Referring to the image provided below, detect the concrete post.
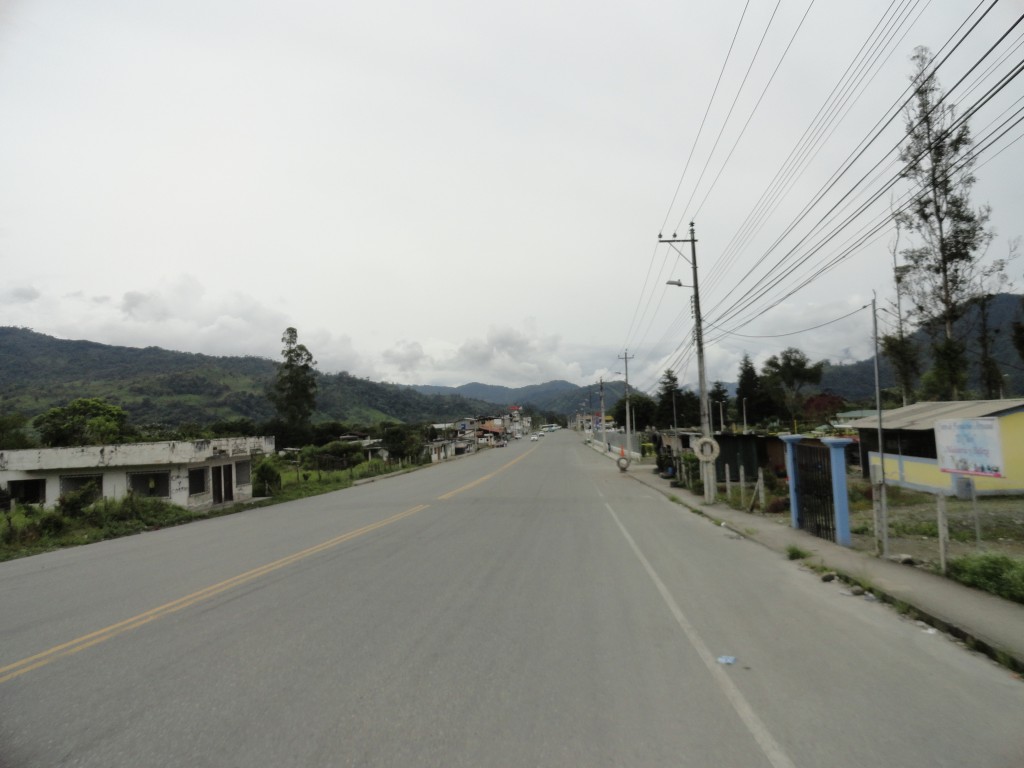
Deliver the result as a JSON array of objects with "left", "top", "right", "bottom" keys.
[
  {"left": 822, "top": 437, "right": 854, "bottom": 547},
  {"left": 780, "top": 435, "right": 804, "bottom": 530}
]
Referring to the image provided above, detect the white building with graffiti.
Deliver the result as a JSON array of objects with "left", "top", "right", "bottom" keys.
[{"left": 0, "top": 436, "right": 274, "bottom": 511}]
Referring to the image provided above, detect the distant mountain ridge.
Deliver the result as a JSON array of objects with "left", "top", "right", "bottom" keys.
[
  {"left": 412, "top": 380, "right": 580, "bottom": 409},
  {"left": 3, "top": 292, "right": 1020, "bottom": 428},
  {"left": 0, "top": 328, "right": 502, "bottom": 426}
]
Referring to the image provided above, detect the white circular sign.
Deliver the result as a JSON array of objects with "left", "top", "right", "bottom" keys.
[{"left": 694, "top": 437, "right": 720, "bottom": 462}]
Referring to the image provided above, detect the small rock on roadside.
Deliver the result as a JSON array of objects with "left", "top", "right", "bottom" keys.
[
  {"left": 850, "top": 585, "right": 865, "bottom": 596},
  {"left": 821, "top": 572, "right": 837, "bottom": 582}
]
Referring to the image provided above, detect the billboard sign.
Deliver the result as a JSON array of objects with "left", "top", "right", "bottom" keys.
[{"left": 934, "top": 418, "right": 1004, "bottom": 477}]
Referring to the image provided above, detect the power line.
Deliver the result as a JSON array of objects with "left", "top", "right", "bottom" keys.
[{"left": 705, "top": 303, "right": 871, "bottom": 339}]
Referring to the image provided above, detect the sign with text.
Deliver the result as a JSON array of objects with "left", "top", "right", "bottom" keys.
[{"left": 935, "top": 418, "right": 1004, "bottom": 477}]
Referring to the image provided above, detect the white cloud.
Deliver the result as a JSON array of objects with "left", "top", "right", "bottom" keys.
[
  {"left": 3, "top": 286, "right": 40, "bottom": 303},
  {"left": 0, "top": 0, "right": 1019, "bottom": 395}
]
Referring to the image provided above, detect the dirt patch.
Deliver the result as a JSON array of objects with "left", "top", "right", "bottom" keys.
[{"left": 848, "top": 495, "right": 1024, "bottom": 568}]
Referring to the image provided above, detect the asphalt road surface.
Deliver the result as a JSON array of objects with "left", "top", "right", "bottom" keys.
[{"left": 1, "top": 432, "right": 1021, "bottom": 767}]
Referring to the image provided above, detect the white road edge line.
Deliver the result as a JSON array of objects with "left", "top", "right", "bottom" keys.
[{"left": 605, "top": 502, "right": 798, "bottom": 768}]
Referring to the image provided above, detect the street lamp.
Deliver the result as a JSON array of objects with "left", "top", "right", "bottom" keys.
[
  {"left": 743, "top": 397, "right": 748, "bottom": 434},
  {"left": 718, "top": 401, "right": 725, "bottom": 433}
]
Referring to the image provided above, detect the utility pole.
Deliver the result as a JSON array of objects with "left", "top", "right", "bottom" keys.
[
  {"left": 600, "top": 377, "right": 606, "bottom": 447},
  {"left": 872, "top": 294, "right": 889, "bottom": 556},
  {"left": 661, "top": 223, "right": 714, "bottom": 503},
  {"left": 618, "top": 350, "right": 634, "bottom": 459}
]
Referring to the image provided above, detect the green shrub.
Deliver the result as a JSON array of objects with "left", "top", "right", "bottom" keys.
[
  {"left": 111, "top": 492, "right": 142, "bottom": 521},
  {"left": 947, "top": 553, "right": 1024, "bottom": 604},
  {"left": 58, "top": 482, "right": 99, "bottom": 518},
  {"left": 37, "top": 512, "right": 66, "bottom": 536},
  {"left": 1, "top": 516, "right": 16, "bottom": 545},
  {"left": 253, "top": 459, "right": 282, "bottom": 496},
  {"left": 356, "top": 459, "right": 387, "bottom": 479},
  {"left": 19, "top": 520, "right": 41, "bottom": 543},
  {"left": 763, "top": 470, "right": 783, "bottom": 493},
  {"left": 681, "top": 453, "right": 702, "bottom": 493}
]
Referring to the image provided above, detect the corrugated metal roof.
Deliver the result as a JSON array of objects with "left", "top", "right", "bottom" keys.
[{"left": 848, "top": 399, "right": 1024, "bottom": 431}]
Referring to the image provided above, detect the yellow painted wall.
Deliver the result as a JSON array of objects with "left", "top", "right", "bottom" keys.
[{"left": 868, "top": 412, "right": 1024, "bottom": 495}]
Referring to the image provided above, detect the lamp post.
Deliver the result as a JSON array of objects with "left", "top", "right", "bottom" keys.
[
  {"left": 662, "top": 223, "right": 714, "bottom": 503},
  {"left": 718, "top": 401, "right": 725, "bottom": 433},
  {"left": 743, "top": 397, "right": 748, "bottom": 434}
]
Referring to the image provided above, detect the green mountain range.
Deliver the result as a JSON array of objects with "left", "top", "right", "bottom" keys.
[
  {"left": 2, "top": 292, "right": 1021, "bottom": 430},
  {"left": 0, "top": 327, "right": 616, "bottom": 427}
]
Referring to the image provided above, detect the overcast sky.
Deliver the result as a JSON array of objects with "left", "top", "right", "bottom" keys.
[{"left": 1, "top": 1, "right": 1021, "bottom": 395}]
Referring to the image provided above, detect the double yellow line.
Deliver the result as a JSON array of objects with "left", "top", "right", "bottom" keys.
[{"left": 0, "top": 504, "right": 427, "bottom": 684}]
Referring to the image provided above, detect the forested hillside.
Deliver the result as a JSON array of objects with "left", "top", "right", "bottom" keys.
[
  {"left": 0, "top": 328, "right": 499, "bottom": 426},
  {"left": 412, "top": 380, "right": 626, "bottom": 413},
  {"left": 818, "top": 293, "right": 1024, "bottom": 402}
]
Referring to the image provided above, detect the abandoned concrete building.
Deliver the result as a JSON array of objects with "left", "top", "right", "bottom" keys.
[{"left": 0, "top": 436, "right": 275, "bottom": 511}]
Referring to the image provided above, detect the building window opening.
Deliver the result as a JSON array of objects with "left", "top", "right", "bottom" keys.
[
  {"left": 8, "top": 479, "right": 46, "bottom": 505},
  {"left": 60, "top": 475, "right": 103, "bottom": 504},
  {"left": 235, "top": 460, "right": 251, "bottom": 486},
  {"left": 128, "top": 472, "right": 171, "bottom": 498},
  {"left": 188, "top": 467, "right": 208, "bottom": 496}
]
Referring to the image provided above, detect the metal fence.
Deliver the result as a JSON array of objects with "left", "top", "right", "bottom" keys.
[{"left": 591, "top": 430, "right": 643, "bottom": 459}]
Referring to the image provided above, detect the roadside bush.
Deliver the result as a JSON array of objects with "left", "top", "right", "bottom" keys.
[
  {"left": 947, "top": 553, "right": 1024, "bottom": 605},
  {"left": 37, "top": 511, "right": 66, "bottom": 536},
  {"left": 356, "top": 459, "right": 387, "bottom": 479},
  {"left": 1, "top": 515, "right": 15, "bottom": 545},
  {"left": 253, "top": 459, "right": 282, "bottom": 496},
  {"left": 681, "top": 453, "right": 702, "bottom": 494},
  {"left": 84, "top": 498, "right": 113, "bottom": 527},
  {"left": 19, "top": 520, "right": 41, "bottom": 543},
  {"left": 766, "top": 497, "right": 790, "bottom": 514},
  {"left": 58, "top": 482, "right": 99, "bottom": 518}
]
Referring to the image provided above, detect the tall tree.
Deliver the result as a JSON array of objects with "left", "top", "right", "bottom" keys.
[
  {"left": 33, "top": 398, "right": 130, "bottom": 447},
  {"left": 881, "top": 222, "right": 919, "bottom": 405},
  {"left": 734, "top": 353, "right": 770, "bottom": 430},
  {"left": 0, "top": 413, "right": 33, "bottom": 449},
  {"left": 1013, "top": 297, "right": 1024, "bottom": 371},
  {"left": 974, "top": 293, "right": 1003, "bottom": 399},
  {"left": 611, "top": 391, "right": 656, "bottom": 431},
  {"left": 761, "top": 348, "right": 824, "bottom": 429},
  {"left": 655, "top": 369, "right": 681, "bottom": 429},
  {"left": 676, "top": 388, "right": 701, "bottom": 429},
  {"left": 896, "top": 46, "right": 999, "bottom": 399},
  {"left": 269, "top": 327, "right": 318, "bottom": 438}
]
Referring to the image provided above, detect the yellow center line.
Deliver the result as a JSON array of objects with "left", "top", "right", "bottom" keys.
[
  {"left": 4, "top": 446, "right": 537, "bottom": 685},
  {"left": 0, "top": 504, "right": 428, "bottom": 685},
  {"left": 436, "top": 447, "right": 537, "bottom": 500}
]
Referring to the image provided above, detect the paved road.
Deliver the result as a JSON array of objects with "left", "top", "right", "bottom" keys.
[{"left": 1, "top": 432, "right": 1021, "bottom": 767}]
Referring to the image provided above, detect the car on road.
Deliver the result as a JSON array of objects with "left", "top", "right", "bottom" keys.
[{"left": 530, "top": 435, "right": 539, "bottom": 441}]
